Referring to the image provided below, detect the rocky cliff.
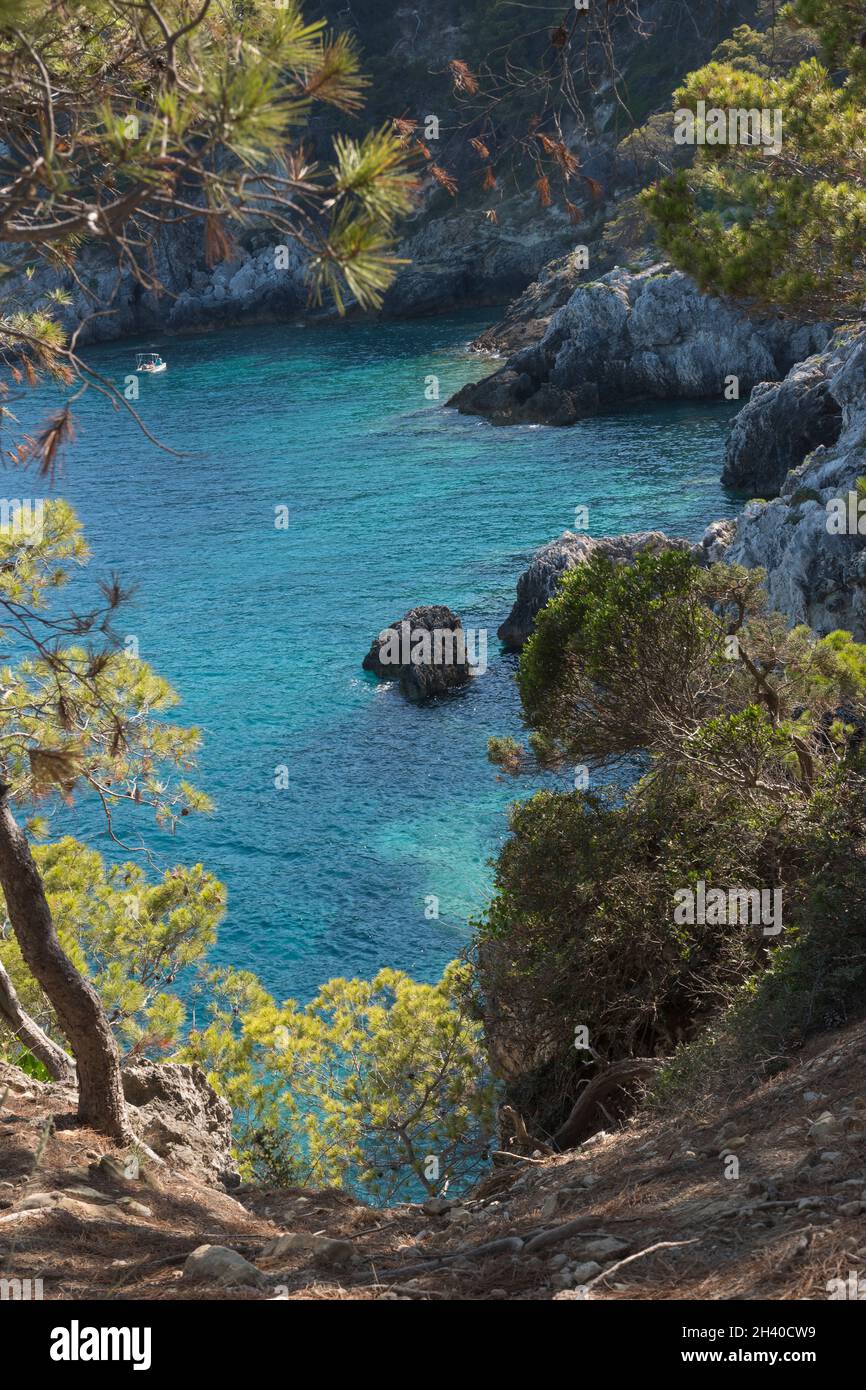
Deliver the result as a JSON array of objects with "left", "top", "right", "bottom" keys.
[
  {"left": 481, "top": 310, "right": 866, "bottom": 645},
  {"left": 449, "top": 264, "right": 830, "bottom": 425},
  {"left": 1, "top": 0, "right": 762, "bottom": 345},
  {"left": 497, "top": 530, "right": 691, "bottom": 650},
  {"left": 725, "top": 328, "right": 866, "bottom": 638},
  {"left": 496, "top": 521, "right": 736, "bottom": 649}
]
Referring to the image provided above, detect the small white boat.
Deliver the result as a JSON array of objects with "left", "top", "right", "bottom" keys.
[{"left": 136, "top": 352, "right": 167, "bottom": 374}]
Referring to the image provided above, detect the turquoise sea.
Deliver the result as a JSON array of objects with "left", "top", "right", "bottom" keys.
[{"left": 19, "top": 311, "right": 740, "bottom": 1003}]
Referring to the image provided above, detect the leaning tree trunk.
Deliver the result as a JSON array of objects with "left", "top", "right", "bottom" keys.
[
  {"left": 0, "top": 789, "right": 132, "bottom": 1141},
  {"left": 552, "top": 1058, "right": 663, "bottom": 1151},
  {"left": 0, "top": 957, "right": 77, "bottom": 1086}
]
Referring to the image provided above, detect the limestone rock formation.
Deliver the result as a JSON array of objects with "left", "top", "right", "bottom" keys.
[
  {"left": 498, "top": 529, "right": 696, "bottom": 650},
  {"left": 2, "top": 230, "right": 310, "bottom": 346},
  {"left": 721, "top": 354, "right": 843, "bottom": 497},
  {"left": 0, "top": 1, "right": 769, "bottom": 344},
  {"left": 362, "top": 605, "right": 475, "bottom": 701},
  {"left": 449, "top": 265, "right": 830, "bottom": 427},
  {"left": 122, "top": 1061, "right": 238, "bottom": 1189},
  {"left": 726, "top": 328, "right": 866, "bottom": 637}
]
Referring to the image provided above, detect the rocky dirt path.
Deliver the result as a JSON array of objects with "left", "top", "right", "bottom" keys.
[{"left": 2, "top": 1020, "right": 864, "bottom": 1301}]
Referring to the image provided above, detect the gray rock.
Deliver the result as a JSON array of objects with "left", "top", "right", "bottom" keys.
[
  {"left": 541, "top": 1192, "right": 571, "bottom": 1220},
  {"left": 726, "top": 327, "right": 866, "bottom": 637},
  {"left": 97, "top": 1153, "right": 140, "bottom": 1183},
  {"left": 362, "top": 605, "right": 474, "bottom": 701},
  {"left": 575, "top": 1236, "right": 629, "bottom": 1260},
  {"left": 183, "top": 1244, "right": 268, "bottom": 1288},
  {"left": 498, "top": 529, "right": 694, "bottom": 650},
  {"left": 470, "top": 250, "right": 598, "bottom": 355},
  {"left": 122, "top": 1061, "right": 237, "bottom": 1188},
  {"left": 449, "top": 264, "right": 830, "bottom": 426},
  {"left": 811, "top": 1165, "right": 839, "bottom": 1183},
  {"left": 261, "top": 1231, "right": 355, "bottom": 1267},
  {"left": 694, "top": 519, "right": 737, "bottom": 566},
  {"left": 382, "top": 206, "right": 579, "bottom": 321},
  {"left": 0, "top": 222, "right": 311, "bottom": 346},
  {"left": 809, "top": 1111, "right": 841, "bottom": 1145},
  {"left": 17, "top": 1192, "right": 55, "bottom": 1210},
  {"left": 721, "top": 356, "right": 843, "bottom": 497},
  {"left": 422, "top": 1196, "right": 456, "bottom": 1217},
  {"left": 447, "top": 1205, "right": 476, "bottom": 1226},
  {"left": 0, "top": 1061, "right": 42, "bottom": 1097},
  {"left": 64, "top": 1185, "right": 116, "bottom": 1205},
  {"left": 117, "top": 1199, "right": 153, "bottom": 1218}
]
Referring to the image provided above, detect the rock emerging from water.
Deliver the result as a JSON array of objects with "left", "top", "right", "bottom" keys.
[
  {"left": 449, "top": 264, "right": 830, "bottom": 426},
  {"left": 363, "top": 605, "right": 476, "bottom": 702}
]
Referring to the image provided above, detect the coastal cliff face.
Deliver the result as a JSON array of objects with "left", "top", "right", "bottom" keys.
[
  {"left": 497, "top": 530, "right": 693, "bottom": 650},
  {"left": 726, "top": 329, "right": 866, "bottom": 638},
  {"left": 1, "top": 0, "right": 761, "bottom": 345},
  {"left": 4, "top": 226, "right": 312, "bottom": 345},
  {"left": 496, "top": 521, "right": 736, "bottom": 650},
  {"left": 489, "top": 325, "right": 866, "bottom": 648},
  {"left": 449, "top": 265, "right": 830, "bottom": 425},
  {"left": 721, "top": 354, "right": 844, "bottom": 498},
  {"left": 449, "top": 251, "right": 866, "bottom": 644}
]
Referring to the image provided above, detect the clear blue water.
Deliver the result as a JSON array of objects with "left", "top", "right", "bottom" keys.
[{"left": 17, "top": 311, "right": 740, "bottom": 1003}]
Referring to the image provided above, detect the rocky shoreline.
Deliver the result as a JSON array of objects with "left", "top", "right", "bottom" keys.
[
  {"left": 448, "top": 264, "right": 830, "bottom": 427},
  {"left": 444, "top": 260, "right": 866, "bottom": 651},
  {"left": 726, "top": 328, "right": 866, "bottom": 637},
  {"left": 0, "top": 0, "right": 763, "bottom": 349},
  {"left": 498, "top": 523, "right": 736, "bottom": 651},
  {"left": 10, "top": 226, "right": 862, "bottom": 653},
  {"left": 493, "top": 318, "right": 866, "bottom": 646}
]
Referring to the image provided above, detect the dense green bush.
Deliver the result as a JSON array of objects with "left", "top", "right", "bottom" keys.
[
  {"left": 479, "top": 550, "right": 866, "bottom": 1137},
  {"left": 642, "top": 1, "right": 866, "bottom": 319}
]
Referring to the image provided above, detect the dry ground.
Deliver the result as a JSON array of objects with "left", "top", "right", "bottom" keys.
[{"left": 1, "top": 1019, "right": 865, "bottom": 1301}]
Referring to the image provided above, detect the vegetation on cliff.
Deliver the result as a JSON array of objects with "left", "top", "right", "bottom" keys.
[
  {"left": 643, "top": 1, "right": 866, "bottom": 318},
  {"left": 482, "top": 551, "right": 866, "bottom": 1138},
  {"left": 3, "top": 0, "right": 866, "bottom": 1215}
]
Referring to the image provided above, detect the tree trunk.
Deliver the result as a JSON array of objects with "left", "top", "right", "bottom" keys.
[
  {"left": 0, "top": 957, "right": 77, "bottom": 1085},
  {"left": 552, "top": 1058, "right": 662, "bottom": 1151},
  {"left": 0, "top": 790, "right": 132, "bottom": 1141}
]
